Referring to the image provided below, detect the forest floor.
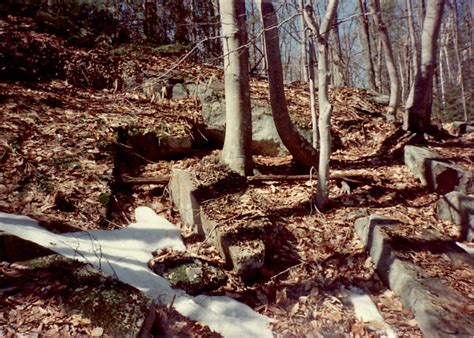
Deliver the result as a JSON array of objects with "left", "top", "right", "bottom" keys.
[{"left": 1, "top": 14, "right": 473, "bottom": 336}]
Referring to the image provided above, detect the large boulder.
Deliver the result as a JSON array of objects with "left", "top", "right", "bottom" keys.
[
  {"left": 196, "top": 81, "right": 312, "bottom": 156},
  {"left": 437, "top": 191, "right": 474, "bottom": 241},
  {"left": 404, "top": 145, "right": 473, "bottom": 194},
  {"left": 426, "top": 160, "right": 473, "bottom": 194},
  {"left": 404, "top": 145, "right": 442, "bottom": 186}
]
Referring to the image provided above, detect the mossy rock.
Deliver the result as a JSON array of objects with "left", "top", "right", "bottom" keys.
[
  {"left": 149, "top": 251, "right": 227, "bottom": 296},
  {"left": 19, "top": 254, "right": 155, "bottom": 336},
  {"left": 154, "top": 44, "right": 189, "bottom": 56}
]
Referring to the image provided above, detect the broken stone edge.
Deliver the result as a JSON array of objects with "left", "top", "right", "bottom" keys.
[{"left": 354, "top": 215, "right": 474, "bottom": 337}]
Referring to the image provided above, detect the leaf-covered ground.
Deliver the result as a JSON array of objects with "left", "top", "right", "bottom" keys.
[{"left": 1, "top": 14, "right": 473, "bottom": 336}]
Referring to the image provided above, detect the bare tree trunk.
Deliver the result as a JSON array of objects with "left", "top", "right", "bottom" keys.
[
  {"left": 258, "top": 0, "right": 319, "bottom": 169},
  {"left": 449, "top": 1, "right": 468, "bottom": 121},
  {"left": 356, "top": 0, "right": 376, "bottom": 91},
  {"left": 331, "top": 12, "right": 346, "bottom": 87},
  {"left": 304, "top": 0, "right": 339, "bottom": 210},
  {"left": 308, "top": 35, "right": 319, "bottom": 149},
  {"left": 398, "top": 53, "right": 406, "bottom": 103},
  {"left": 143, "top": 0, "right": 158, "bottom": 42},
  {"left": 375, "top": 37, "right": 383, "bottom": 91},
  {"left": 300, "top": 0, "right": 308, "bottom": 82},
  {"left": 403, "top": 0, "right": 446, "bottom": 133},
  {"left": 405, "top": 0, "right": 420, "bottom": 105},
  {"left": 219, "top": 0, "right": 253, "bottom": 175},
  {"left": 368, "top": 0, "right": 400, "bottom": 121},
  {"left": 438, "top": 46, "right": 446, "bottom": 110}
]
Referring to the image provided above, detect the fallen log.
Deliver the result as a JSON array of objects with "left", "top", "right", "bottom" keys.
[{"left": 121, "top": 173, "right": 371, "bottom": 185}]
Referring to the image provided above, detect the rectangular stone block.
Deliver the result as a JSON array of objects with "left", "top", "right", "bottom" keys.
[{"left": 437, "top": 191, "right": 474, "bottom": 241}]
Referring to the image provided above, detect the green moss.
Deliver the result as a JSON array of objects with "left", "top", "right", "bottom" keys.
[
  {"left": 20, "top": 255, "right": 152, "bottom": 336},
  {"left": 154, "top": 44, "right": 189, "bottom": 56},
  {"left": 98, "top": 192, "right": 111, "bottom": 206}
]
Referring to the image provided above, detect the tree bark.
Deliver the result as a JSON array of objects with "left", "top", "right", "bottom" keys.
[
  {"left": 368, "top": 0, "right": 400, "bottom": 121},
  {"left": 304, "top": 0, "right": 339, "bottom": 210},
  {"left": 331, "top": 12, "right": 346, "bottom": 87},
  {"left": 403, "top": 0, "right": 446, "bottom": 133},
  {"left": 219, "top": 0, "right": 253, "bottom": 175},
  {"left": 405, "top": 0, "right": 420, "bottom": 105},
  {"left": 258, "top": 0, "right": 319, "bottom": 169},
  {"left": 300, "top": 0, "right": 309, "bottom": 82},
  {"left": 143, "top": 0, "right": 158, "bottom": 42},
  {"left": 449, "top": 1, "right": 468, "bottom": 121},
  {"left": 356, "top": 0, "right": 376, "bottom": 91}
]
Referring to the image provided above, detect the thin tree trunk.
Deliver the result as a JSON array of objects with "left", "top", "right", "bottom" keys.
[
  {"left": 438, "top": 46, "right": 446, "bottom": 110},
  {"left": 308, "top": 30, "right": 319, "bottom": 148},
  {"left": 403, "top": 0, "right": 446, "bottom": 133},
  {"left": 304, "top": 0, "right": 339, "bottom": 210},
  {"left": 331, "top": 13, "right": 346, "bottom": 87},
  {"left": 219, "top": 0, "right": 253, "bottom": 175},
  {"left": 398, "top": 54, "right": 406, "bottom": 103},
  {"left": 300, "top": 0, "right": 308, "bottom": 82},
  {"left": 369, "top": 0, "right": 400, "bottom": 121},
  {"left": 375, "top": 37, "right": 383, "bottom": 91},
  {"left": 356, "top": 0, "right": 376, "bottom": 91},
  {"left": 258, "top": 0, "right": 319, "bottom": 169},
  {"left": 450, "top": 1, "right": 468, "bottom": 121},
  {"left": 405, "top": 0, "right": 420, "bottom": 105}
]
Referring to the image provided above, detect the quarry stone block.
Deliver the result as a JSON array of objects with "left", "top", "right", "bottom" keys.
[
  {"left": 404, "top": 145, "right": 473, "bottom": 194},
  {"left": 437, "top": 191, "right": 474, "bottom": 241},
  {"left": 354, "top": 215, "right": 474, "bottom": 337}
]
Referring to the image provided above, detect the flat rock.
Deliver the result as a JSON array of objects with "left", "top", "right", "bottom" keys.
[
  {"left": 437, "top": 191, "right": 474, "bottom": 241},
  {"left": 14, "top": 254, "right": 156, "bottom": 337},
  {"left": 354, "top": 215, "right": 474, "bottom": 337}
]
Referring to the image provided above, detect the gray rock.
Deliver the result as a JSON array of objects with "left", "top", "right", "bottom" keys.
[
  {"left": 197, "top": 81, "right": 311, "bottom": 156},
  {"left": 404, "top": 145, "right": 473, "bottom": 194},
  {"left": 151, "top": 256, "right": 227, "bottom": 295},
  {"left": 437, "top": 191, "right": 474, "bottom": 241},
  {"left": 452, "top": 121, "right": 474, "bottom": 135},
  {"left": 404, "top": 145, "right": 442, "bottom": 186},
  {"left": 168, "top": 169, "right": 202, "bottom": 235},
  {"left": 426, "top": 160, "right": 473, "bottom": 194},
  {"left": 354, "top": 215, "right": 474, "bottom": 337},
  {"left": 228, "top": 239, "right": 265, "bottom": 277}
]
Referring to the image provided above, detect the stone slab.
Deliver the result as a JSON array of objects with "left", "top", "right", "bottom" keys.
[
  {"left": 437, "top": 191, "right": 474, "bottom": 241},
  {"left": 354, "top": 215, "right": 474, "bottom": 337},
  {"left": 168, "top": 169, "right": 202, "bottom": 235}
]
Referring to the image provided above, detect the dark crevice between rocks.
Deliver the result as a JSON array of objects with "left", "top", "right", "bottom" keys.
[{"left": 103, "top": 124, "right": 218, "bottom": 227}]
